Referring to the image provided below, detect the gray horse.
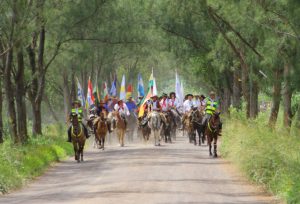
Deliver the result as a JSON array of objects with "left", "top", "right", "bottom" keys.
[{"left": 148, "top": 111, "right": 162, "bottom": 146}]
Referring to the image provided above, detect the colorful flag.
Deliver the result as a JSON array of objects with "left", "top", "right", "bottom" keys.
[
  {"left": 86, "top": 77, "right": 95, "bottom": 107},
  {"left": 126, "top": 84, "right": 133, "bottom": 99},
  {"left": 137, "top": 73, "right": 144, "bottom": 97},
  {"left": 76, "top": 77, "right": 85, "bottom": 107},
  {"left": 110, "top": 75, "right": 117, "bottom": 97},
  {"left": 138, "top": 71, "right": 155, "bottom": 117},
  {"left": 119, "top": 75, "right": 126, "bottom": 101},
  {"left": 102, "top": 82, "right": 109, "bottom": 101}
]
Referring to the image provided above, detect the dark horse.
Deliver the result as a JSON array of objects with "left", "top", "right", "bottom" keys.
[
  {"left": 190, "top": 107, "right": 205, "bottom": 146},
  {"left": 138, "top": 115, "right": 151, "bottom": 142},
  {"left": 205, "top": 112, "right": 221, "bottom": 158},
  {"left": 161, "top": 112, "right": 172, "bottom": 143},
  {"left": 94, "top": 112, "right": 108, "bottom": 150},
  {"left": 70, "top": 113, "right": 86, "bottom": 162}
]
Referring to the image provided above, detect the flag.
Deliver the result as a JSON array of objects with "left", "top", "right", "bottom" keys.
[
  {"left": 137, "top": 73, "right": 144, "bottom": 97},
  {"left": 110, "top": 75, "right": 117, "bottom": 96},
  {"left": 175, "top": 72, "right": 183, "bottom": 106},
  {"left": 119, "top": 74, "right": 126, "bottom": 101},
  {"left": 126, "top": 84, "right": 133, "bottom": 99},
  {"left": 76, "top": 77, "right": 85, "bottom": 107},
  {"left": 86, "top": 77, "right": 95, "bottom": 107},
  {"left": 138, "top": 71, "right": 155, "bottom": 117},
  {"left": 102, "top": 82, "right": 109, "bottom": 101},
  {"left": 180, "top": 81, "right": 184, "bottom": 102}
]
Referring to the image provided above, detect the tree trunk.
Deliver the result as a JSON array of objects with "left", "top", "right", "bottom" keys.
[
  {"left": 4, "top": 49, "right": 19, "bottom": 143},
  {"left": 63, "top": 70, "right": 71, "bottom": 122},
  {"left": 268, "top": 68, "right": 283, "bottom": 127},
  {"left": 232, "top": 67, "right": 242, "bottom": 109},
  {"left": 44, "top": 94, "right": 59, "bottom": 122},
  {"left": 0, "top": 77, "right": 3, "bottom": 143},
  {"left": 240, "top": 50, "right": 251, "bottom": 118},
  {"left": 283, "top": 63, "right": 293, "bottom": 129},
  {"left": 15, "top": 49, "right": 28, "bottom": 143},
  {"left": 249, "top": 80, "right": 259, "bottom": 118}
]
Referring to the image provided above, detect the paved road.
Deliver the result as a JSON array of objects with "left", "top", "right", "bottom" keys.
[{"left": 1, "top": 135, "right": 279, "bottom": 204}]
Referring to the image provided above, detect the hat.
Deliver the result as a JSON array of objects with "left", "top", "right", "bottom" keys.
[
  {"left": 162, "top": 93, "right": 168, "bottom": 97},
  {"left": 151, "top": 95, "right": 158, "bottom": 98},
  {"left": 200, "top": 94, "right": 206, "bottom": 99},
  {"left": 72, "top": 100, "right": 81, "bottom": 106},
  {"left": 186, "top": 94, "right": 193, "bottom": 97},
  {"left": 209, "top": 91, "right": 216, "bottom": 96}
]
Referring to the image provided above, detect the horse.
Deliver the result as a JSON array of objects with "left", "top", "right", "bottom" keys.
[
  {"left": 138, "top": 115, "right": 151, "bottom": 142},
  {"left": 148, "top": 111, "right": 162, "bottom": 146},
  {"left": 161, "top": 112, "right": 172, "bottom": 143},
  {"left": 114, "top": 111, "right": 127, "bottom": 147},
  {"left": 94, "top": 112, "right": 108, "bottom": 150},
  {"left": 190, "top": 107, "right": 205, "bottom": 146},
  {"left": 70, "top": 113, "right": 86, "bottom": 162},
  {"left": 205, "top": 112, "right": 221, "bottom": 158},
  {"left": 169, "top": 108, "right": 182, "bottom": 140}
]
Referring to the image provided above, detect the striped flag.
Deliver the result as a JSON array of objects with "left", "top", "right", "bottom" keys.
[
  {"left": 119, "top": 75, "right": 126, "bottom": 101},
  {"left": 138, "top": 71, "right": 155, "bottom": 117},
  {"left": 86, "top": 77, "right": 95, "bottom": 108},
  {"left": 76, "top": 77, "right": 85, "bottom": 107}
]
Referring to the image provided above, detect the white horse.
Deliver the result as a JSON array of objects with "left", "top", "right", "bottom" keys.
[{"left": 148, "top": 111, "right": 162, "bottom": 146}]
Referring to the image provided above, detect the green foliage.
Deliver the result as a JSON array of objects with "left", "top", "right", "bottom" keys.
[
  {"left": 0, "top": 125, "right": 73, "bottom": 194},
  {"left": 221, "top": 110, "right": 300, "bottom": 203}
]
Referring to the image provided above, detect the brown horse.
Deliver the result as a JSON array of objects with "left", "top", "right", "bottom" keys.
[
  {"left": 94, "top": 112, "right": 108, "bottom": 150},
  {"left": 70, "top": 113, "right": 86, "bottom": 162},
  {"left": 205, "top": 113, "right": 221, "bottom": 158},
  {"left": 114, "top": 111, "right": 127, "bottom": 147}
]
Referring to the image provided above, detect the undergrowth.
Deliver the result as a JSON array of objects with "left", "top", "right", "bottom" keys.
[
  {"left": 0, "top": 124, "right": 72, "bottom": 194},
  {"left": 221, "top": 108, "right": 300, "bottom": 204}
]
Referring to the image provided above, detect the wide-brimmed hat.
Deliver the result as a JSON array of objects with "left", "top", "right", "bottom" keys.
[
  {"left": 72, "top": 100, "right": 81, "bottom": 106},
  {"left": 162, "top": 93, "right": 168, "bottom": 97},
  {"left": 209, "top": 91, "right": 216, "bottom": 96},
  {"left": 186, "top": 94, "right": 193, "bottom": 97}
]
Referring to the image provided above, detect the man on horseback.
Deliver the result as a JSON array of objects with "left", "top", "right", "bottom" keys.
[
  {"left": 67, "top": 100, "right": 89, "bottom": 142},
  {"left": 114, "top": 99, "right": 130, "bottom": 127},
  {"left": 199, "top": 94, "right": 206, "bottom": 113},
  {"left": 202, "top": 91, "right": 222, "bottom": 135},
  {"left": 95, "top": 100, "right": 112, "bottom": 133},
  {"left": 168, "top": 92, "right": 179, "bottom": 109},
  {"left": 183, "top": 94, "right": 194, "bottom": 113}
]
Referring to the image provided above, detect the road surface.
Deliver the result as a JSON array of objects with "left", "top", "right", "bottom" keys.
[{"left": 1, "top": 135, "right": 280, "bottom": 204}]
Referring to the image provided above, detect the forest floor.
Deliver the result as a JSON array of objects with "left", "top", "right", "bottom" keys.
[{"left": 0, "top": 133, "right": 282, "bottom": 204}]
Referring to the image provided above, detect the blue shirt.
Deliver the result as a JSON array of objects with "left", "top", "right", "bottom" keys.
[{"left": 126, "top": 101, "right": 137, "bottom": 112}]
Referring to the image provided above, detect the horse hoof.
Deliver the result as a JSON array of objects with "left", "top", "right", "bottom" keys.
[{"left": 214, "top": 154, "right": 218, "bottom": 158}]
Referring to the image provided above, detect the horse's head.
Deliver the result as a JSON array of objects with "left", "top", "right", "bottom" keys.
[
  {"left": 210, "top": 112, "right": 221, "bottom": 131},
  {"left": 70, "top": 113, "right": 79, "bottom": 126}
]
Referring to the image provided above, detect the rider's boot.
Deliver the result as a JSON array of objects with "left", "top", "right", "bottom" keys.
[{"left": 107, "top": 122, "right": 112, "bottom": 133}]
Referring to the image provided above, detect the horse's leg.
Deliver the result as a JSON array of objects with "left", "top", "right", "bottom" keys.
[
  {"left": 73, "top": 143, "right": 78, "bottom": 161},
  {"left": 207, "top": 133, "right": 212, "bottom": 156},
  {"left": 213, "top": 135, "right": 218, "bottom": 158}
]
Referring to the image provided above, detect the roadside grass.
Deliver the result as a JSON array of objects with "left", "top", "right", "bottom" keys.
[
  {"left": 221, "top": 109, "right": 300, "bottom": 204},
  {"left": 0, "top": 124, "right": 73, "bottom": 194}
]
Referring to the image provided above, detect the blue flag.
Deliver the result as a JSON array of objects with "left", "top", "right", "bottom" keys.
[
  {"left": 110, "top": 77, "right": 117, "bottom": 96},
  {"left": 137, "top": 73, "right": 144, "bottom": 97},
  {"left": 76, "top": 77, "right": 85, "bottom": 107}
]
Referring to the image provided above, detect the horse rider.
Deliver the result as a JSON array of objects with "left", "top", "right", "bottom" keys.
[
  {"left": 126, "top": 96, "right": 137, "bottom": 116},
  {"left": 146, "top": 95, "right": 167, "bottom": 124},
  {"left": 202, "top": 91, "right": 222, "bottom": 135},
  {"left": 114, "top": 99, "right": 130, "bottom": 127},
  {"left": 181, "top": 93, "right": 194, "bottom": 125},
  {"left": 160, "top": 93, "right": 170, "bottom": 112},
  {"left": 199, "top": 94, "right": 206, "bottom": 113},
  {"left": 168, "top": 92, "right": 180, "bottom": 109},
  {"left": 96, "top": 100, "right": 112, "bottom": 133},
  {"left": 67, "top": 100, "right": 89, "bottom": 142}
]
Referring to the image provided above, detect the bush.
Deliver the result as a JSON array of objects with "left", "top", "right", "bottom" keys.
[
  {"left": 0, "top": 125, "right": 73, "bottom": 194},
  {"left": 221, "top": 109, "right": 300, "bottom": 204}
]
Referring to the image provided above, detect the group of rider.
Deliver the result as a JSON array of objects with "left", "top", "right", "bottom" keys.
[{"left": 67, "top": 91, "right": 222, "bottom": 142}]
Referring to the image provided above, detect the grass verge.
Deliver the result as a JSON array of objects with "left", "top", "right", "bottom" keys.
[
  {"left": 220, "top": 110, "right": 300, "bottom": 204},
  {"left": 0, "top": 124, "right": 73, "bottom": 194}
]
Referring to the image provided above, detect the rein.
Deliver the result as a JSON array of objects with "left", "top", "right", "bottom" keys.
[
  {"left": 71, "top": 124, "right": 82, "bottom": 138},
  {"left": 208, "top": 120, "right": 217, "bottom": 133}
]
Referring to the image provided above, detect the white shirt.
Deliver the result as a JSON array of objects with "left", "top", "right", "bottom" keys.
[
  {"left": 193, "top": 99, "right": 200, "bottom": 109},
  {"left": 168, "top": 98, "right": 180, "bottom": 108},
  {"left": 160, "top": 98, "right": 169, "bottom": 112},
  {"left": 114, "top": 103, "right": 130, "bottom": 116},
  {"left": 183, "top": 99, "right": 193, "bottom": 113}
]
